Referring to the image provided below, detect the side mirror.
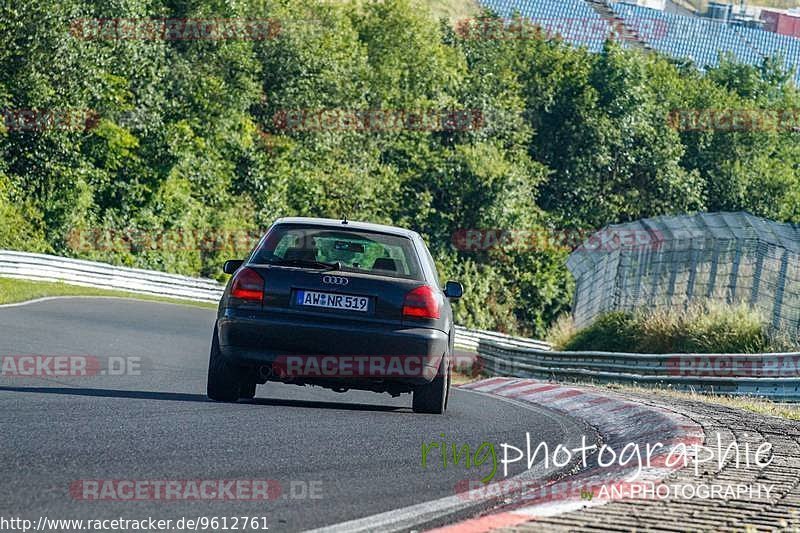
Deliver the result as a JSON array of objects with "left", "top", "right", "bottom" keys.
[
  {"left": 444, "top": 280, "right": 464, "bottom": 299},
  {"left": 223, "top": 260, "right": 244, "bottom": 275}
]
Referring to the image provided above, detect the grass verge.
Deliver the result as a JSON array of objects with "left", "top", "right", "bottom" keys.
[
  {"left": 451, "top": 369, "right": 480, "bottom": 386},
  {"left": 602, "top": 382, "right": 800, "bottom": 421},
  {"left": 0, "top": 277, "right": 218, "bottom": 309},
  {"left": 548, "top": 302, "right": 800, "bottom": 354}
]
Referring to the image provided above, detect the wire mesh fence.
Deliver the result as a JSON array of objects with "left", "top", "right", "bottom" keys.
[{"left": 567, "top": 212, "right": 800, "bottom": 332}]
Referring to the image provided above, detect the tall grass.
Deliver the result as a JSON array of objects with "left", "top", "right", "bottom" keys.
[{"left": 549, "top": 302, "right": 799, "bottom": 354}]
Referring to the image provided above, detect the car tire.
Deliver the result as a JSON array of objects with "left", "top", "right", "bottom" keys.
[
  {"left": 412, "top": 354, "right": 449, "bottom": 414},
  {"left": 207, "top": 325, "right": 242, "bottom": 402},
  {"left": 239, "top": 381, "right": 257, "bottom": 400}
]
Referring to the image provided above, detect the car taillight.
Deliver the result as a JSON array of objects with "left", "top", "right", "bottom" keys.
[
  {"left": 403, "top": 285, "right": 441, "bottom": 319},
  {"left": 230, "top": 267, "right": 264, "bottom": 302}
]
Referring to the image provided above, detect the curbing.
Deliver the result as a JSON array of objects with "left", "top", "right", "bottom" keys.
[
  {"left": 437, "top": 378, "right": 800, "bottom": 532},
  {"left": 483, "top": 387, "right": 800, "bottom": 532},
  {"left": 432, "top": 377, "right": 705, "bottom": 530}
]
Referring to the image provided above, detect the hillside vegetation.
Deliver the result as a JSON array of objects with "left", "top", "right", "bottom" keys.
[{"left": 2, "top": 1, "right": 800, "bottom": 336}]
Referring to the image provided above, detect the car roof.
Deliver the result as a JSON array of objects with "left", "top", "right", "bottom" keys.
[{"left": 272, "top": 217, "right": 421, "bottom": 240}]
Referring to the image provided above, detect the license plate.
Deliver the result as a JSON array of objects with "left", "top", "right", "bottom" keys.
[{"left": 296, "top": 290, "right": 369, "bottom": 312}]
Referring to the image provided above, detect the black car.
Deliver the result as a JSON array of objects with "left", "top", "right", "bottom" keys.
[{"left": 208, "top": 217, "right": 464, "bottom": 414}]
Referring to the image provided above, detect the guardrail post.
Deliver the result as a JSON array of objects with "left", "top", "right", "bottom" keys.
[
  {"left": 727, "top": 242, "right": 742, "bottom": 303},
  {"left": 772, "top": 248, "right": 789, "bottom": 330},
  {"left": 749, "top": 243, "right": 765, "bottom": 306},
  {"left": 686, "top": 244, "right": 700, "bottom": 300},
  {"left": 706, "top": 246, "right": 720, "bottom": 299}
]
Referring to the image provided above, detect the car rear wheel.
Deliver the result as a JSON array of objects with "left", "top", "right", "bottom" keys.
[
  {"left": 207, "top": 325, "right": 242, "bottom": 402},
  {"left": 239, "top": 381, "right": 257, "bottom": 400},
  {"left": 412, "top": 355, "right": 449, "bottom": 414}
]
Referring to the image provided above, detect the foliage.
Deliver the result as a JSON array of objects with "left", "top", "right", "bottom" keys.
[
  {"left": 554, "top": 303, "right": 800, "bottom": 354},
  {"left": 2, "top": 2, "right": 800, "bottom": 336}
]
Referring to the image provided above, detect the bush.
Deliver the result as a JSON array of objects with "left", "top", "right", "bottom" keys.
[{"left": 553, "top": 302, "right": 799, "bottom": 354}]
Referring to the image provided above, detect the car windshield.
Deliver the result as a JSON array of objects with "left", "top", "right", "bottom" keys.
[{"left": 251, "top": 225, "right": 424, "bottom": 280}]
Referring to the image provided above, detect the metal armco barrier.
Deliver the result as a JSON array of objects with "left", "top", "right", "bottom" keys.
[
  {"left": 453, "top": 325, "right": 551, "bottom": 352},
  {"left": 0, "top": 250, "right": 552, "bottom": 352},
  {"left": 0, "top": 250, "right": 224, "bottom": 301},
  {"left": 10, "top": 250, "right": 793, "bottom": 401},
  {"left": 477, "top": 339, "right": 800, "bottom": 402}
]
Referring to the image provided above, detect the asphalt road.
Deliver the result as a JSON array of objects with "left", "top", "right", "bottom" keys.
[{"left": 0, "top": 298, "right": 594, "bottom": 532}]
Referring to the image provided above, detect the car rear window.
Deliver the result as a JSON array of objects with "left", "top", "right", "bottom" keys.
[{"left": 251, "top": 225, "right": 424, "bottom": 280}]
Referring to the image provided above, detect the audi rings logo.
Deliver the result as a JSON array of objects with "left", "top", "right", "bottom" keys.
[{"left": 322, "top": 275, "right": 349, "bottom": 286}]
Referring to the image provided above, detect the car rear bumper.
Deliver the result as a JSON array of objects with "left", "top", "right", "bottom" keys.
[{"left": 217, "top": 308, "right": 449, "bottom": 384}]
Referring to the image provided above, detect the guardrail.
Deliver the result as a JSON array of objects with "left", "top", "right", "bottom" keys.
[
  {"left": 477, "top": 339, "right": 800, "bottom": 401},
  {"left": 0, "top": 250, "right": 552, "bottom": 352},
  {"left": 453, "top": 325, "right": 551, "bottom": 352},
  {"left": 0, "top": 250, "right": 224, "bottom": 301},
  {"left": 13, "top": 250, "right": 791, "bottom": 401}
]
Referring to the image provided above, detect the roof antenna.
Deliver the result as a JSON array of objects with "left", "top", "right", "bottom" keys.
[{"left": 342, "top": 215, "right": 348, "bottom": 225}]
